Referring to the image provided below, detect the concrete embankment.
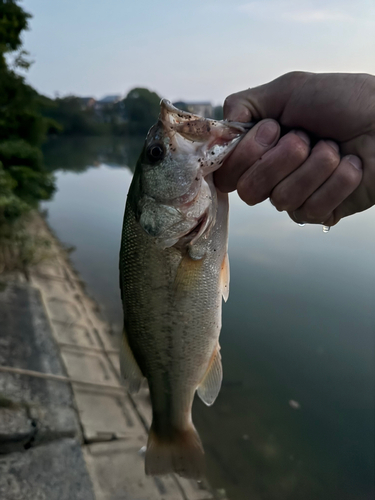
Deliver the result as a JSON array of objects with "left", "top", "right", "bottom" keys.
[{"left": 0, "top": 213, "right": 219, "bottom": 500}]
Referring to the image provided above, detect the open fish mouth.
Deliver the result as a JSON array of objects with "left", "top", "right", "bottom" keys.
[
  {"left": 159, "top": 99, "right": 256, "bottom": 175},
  {"left": 160, "top": 99, "right": 255, "bottom": 136}
]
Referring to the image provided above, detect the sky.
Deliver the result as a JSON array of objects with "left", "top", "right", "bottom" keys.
[{"left": 21, "top": 0, "right": 375, "bottom": 104}]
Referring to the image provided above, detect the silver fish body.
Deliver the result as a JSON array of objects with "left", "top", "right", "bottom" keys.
[{"left": 119, "top": 100, "right": 250, "bottom": 478}]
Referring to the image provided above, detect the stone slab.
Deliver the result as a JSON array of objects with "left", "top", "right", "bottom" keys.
[
  {"left": 0, "top": 283, "right": 81, "bottom": 448},
  {"left": 0, "top": 438, "right": 95, "bottom": 500},
  {"left": 107, "top": 351, "right": 121, "bottom": 376},
  {"left": 61, "top": 348, "right": 120, "bottom": 386},
  {"left": 0, "top": 404, "right": 34, "bottom": 454},
  {"left": 74, "top": 387, "right": 145, "bottom": 442},
  {"left": 176, "top": 477, "right": 215, "bottom": 500},
  {"left": 46, "top": 296, "right": 82, "bottom": 323},
  {"left": 52, "top": 319, "right": 101, "bottom": 348},
  {"left": 34, "top": 258, "right": 67, "bottom": 281},
  {"left": 94, "top": 324, "right": 119, "bottom": 351},
  {"left": 84, "top": 439, "right": 185, "bottom": 500},
  {"left": 31, "top": 272, "right": 73, "bottom": 296},
  {"left": 0, "top": 284, "right": 75, "bottom": 405}
]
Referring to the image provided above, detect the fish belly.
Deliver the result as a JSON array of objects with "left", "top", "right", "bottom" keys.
[{"left": 119, "top": 190, "right": 229, "bottom": 477}]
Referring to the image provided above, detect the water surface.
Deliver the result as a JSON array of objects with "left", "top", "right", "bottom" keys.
[{"left": 42, "top": 137, "right": 374, "bottom": 500}]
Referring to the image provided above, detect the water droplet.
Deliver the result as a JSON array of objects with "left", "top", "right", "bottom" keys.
[
  {"left": 322, "top": 225, "right": 330, "bottom": 233},
  {"left": 138, "top": 446, "right": 147, "bottom": 456},
  {"left": 298, "top": 223, "right": 305, "bottom": 227}
]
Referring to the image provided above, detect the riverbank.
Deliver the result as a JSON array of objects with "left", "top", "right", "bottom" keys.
[{"left": 0, "top": 212, "right": 221, "bottom": 500}]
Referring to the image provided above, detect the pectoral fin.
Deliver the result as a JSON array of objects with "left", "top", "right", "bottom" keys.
[
  {"left": 220, "top": 253, "right": 230, "bottom": 302},
  {"left": 120, "top": 330, "right": 144, "bottom": 393},
  {"left": 174, "top": 255, "right": 204, "bottom": 299},
  {"left": 197, "top": 346, "right": 223, "bottom": 406}
]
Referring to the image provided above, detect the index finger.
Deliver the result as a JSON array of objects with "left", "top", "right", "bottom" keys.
[{"left": 224, "top": 91, "right": 254, "bottom": 122}]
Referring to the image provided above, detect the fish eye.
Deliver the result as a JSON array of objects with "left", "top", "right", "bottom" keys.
[{"left": 147, "top": 144, "right": 165, "bottom": 163}]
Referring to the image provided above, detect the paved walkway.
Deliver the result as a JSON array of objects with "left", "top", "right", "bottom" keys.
[
  {"left": 0, "top": 281, "right": 95, "bottom": 500},
  {"left": 0, "top": 214, "right": 217, "bottom": 500}
]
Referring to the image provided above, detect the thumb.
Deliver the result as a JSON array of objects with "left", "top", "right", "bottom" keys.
[{"left": 223, "top": 72, "right": 311, "bottom": 123}]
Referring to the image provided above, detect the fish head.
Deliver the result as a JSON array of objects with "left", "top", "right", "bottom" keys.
[
  {"left": 137, "top": 99, "right": 249, "bottom": 205},
  {"left": 133, "top": 100, "right": 251, "bottom": 249}
]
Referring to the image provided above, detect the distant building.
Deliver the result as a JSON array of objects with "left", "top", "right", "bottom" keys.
[
  {"left": 173, "top": 101, "right": 213, "bottom": 118},
  {"left": 77, "top": 97, "right": 96, "bottom": 110},
  {"left": 96, "top": 95, "right": 123, "bottom": 108}
]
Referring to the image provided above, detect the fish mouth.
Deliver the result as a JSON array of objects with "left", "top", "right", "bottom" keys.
[
  {"left": 160, "top": 99, "right": 255, "bottom": 138},
  {"left": 160, "top": 99, "right": 200, "bottom": 123},
  {"left": 159, "top": 99, "right": 255, "bottom": 169}
]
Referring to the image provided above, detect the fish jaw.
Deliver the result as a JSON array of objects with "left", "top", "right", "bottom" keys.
[
  {"left": 134, "top": 100, "right": 251, "bottom": 250},
  {"left": 159, "top": 99, "right": 250, "bottom": 176}
]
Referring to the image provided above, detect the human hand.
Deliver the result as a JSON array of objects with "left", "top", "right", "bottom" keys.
[{"left": 215, "top": 72, "right": 375, "bottom": 226}]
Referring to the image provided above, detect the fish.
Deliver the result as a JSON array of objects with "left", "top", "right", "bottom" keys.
[{"left": 119, "top": 100, "right": 252, "bottom": 479}]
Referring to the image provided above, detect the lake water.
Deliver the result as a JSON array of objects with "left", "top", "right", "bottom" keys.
[{"left": 42, "top": 137, "right": 374, "bottom": 500}]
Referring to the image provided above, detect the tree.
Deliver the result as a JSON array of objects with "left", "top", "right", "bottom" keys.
[
  {"left": 123, "top": 88, "right": 161, "bottom": 135},
  {"left": 0, "top": 0, "right": 55, "bottom": 226},
  {"left": 42, "top": 96, "right": 109, "bottom": 136}
]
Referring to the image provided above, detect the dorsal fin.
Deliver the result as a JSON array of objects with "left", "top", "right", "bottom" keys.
[
  {"left": 197, "top": 346, "right": 223, "bottom": 406},
  {"left": 120, "top": 330, "right": 144, "bottom": 393},
  {"left": 220, "top": 253, "right": 230, "bottom": 302}
]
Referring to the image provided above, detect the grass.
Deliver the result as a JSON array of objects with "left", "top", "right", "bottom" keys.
[{"left": 0, "top": 212, "right": 54, "bottom": 279}]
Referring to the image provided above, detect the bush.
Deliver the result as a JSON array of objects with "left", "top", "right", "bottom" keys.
[{"left": 0, "top": 1, "right": 56, "bottom": 234}]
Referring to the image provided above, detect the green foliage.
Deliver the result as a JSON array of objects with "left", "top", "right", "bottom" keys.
[
  {"left": 0, "top": 69, "right": 50, "bottom": 145},
  {"left": 0, "top": 139, "right": 43, "bottom": 170},
  {"left": 0, "top": 0, "right": 56, "bottom": 233},
  {"left": 0, "top": 0, "right": 30, "bottom": 67},
  {"left": 213, "top": 105, "right": 224, "bottom": 120},
  {"left": 123, "top": 88, "right": 161, "bottom": 135},
  {"left": 42, "top": 96, "right": 110, "bottom": 136},
  {"left": 0, "top": 161, "right": 29, "bottom": 223},
  {"left": 0, "top": 212, "right": 53, "bottom": 275}
]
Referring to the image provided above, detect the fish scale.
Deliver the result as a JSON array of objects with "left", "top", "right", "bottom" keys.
[{"left": 119, "top": 99, "right": 250, "bottom": 478}]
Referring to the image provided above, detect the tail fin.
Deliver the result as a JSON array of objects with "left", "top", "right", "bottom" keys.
[{"left": 145, "top": 423, "right": 205, "bottom": 479}]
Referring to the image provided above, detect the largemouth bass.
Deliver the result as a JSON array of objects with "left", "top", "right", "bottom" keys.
[{"left": 119, "top": 100, "right": 252, "bottom": 479}]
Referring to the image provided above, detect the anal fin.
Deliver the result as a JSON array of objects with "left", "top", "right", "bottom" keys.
[
  {"left": 197, "top": 346, "right": 223, "bottom": 406},
  {"left": 120, "top": 330, "right": 144, "bottom": 393}
]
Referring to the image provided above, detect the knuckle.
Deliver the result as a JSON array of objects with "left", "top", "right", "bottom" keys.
[
  {"left": 312, "top": 141, "right": 340, "bottom": 167},
  {"left": 271, "top": 186, "right": 294, "bottom": 212},
  {"left": 281, "top": 133, "right": 309, "bottom": 161},
  {"left": 237, "top": 178, "right": 258, "bottom": 206},
  {"left": 282, "top": 71, "right": 309, "bottom": 87},
  {"left": 337, "top": 163, "right": 361, "bottom": 187}
]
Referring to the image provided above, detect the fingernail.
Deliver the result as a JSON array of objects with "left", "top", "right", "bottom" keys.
[
  {"left": 255, "top": 121, "right": 278, "bottom": 146},
  {"left": 294, "top": 130, "right": 310, "bottom": 145},
  {"left": 326, "top": 140, "right": 340, "bottom": 153},
  {"left": 346, "top": 155, "right": 362, "bottom": 170}
]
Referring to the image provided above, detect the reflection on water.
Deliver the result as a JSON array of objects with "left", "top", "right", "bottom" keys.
[
  {"left": 43, "top": 135, "right": 144, "bottom": 173},
  {"left": 42, "top": 137, "right": 374, "bottom": 500}
]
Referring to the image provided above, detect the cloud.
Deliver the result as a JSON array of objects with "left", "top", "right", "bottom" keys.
[{"left": 238, "top": 1, "right": 362, "bottom": 24}]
